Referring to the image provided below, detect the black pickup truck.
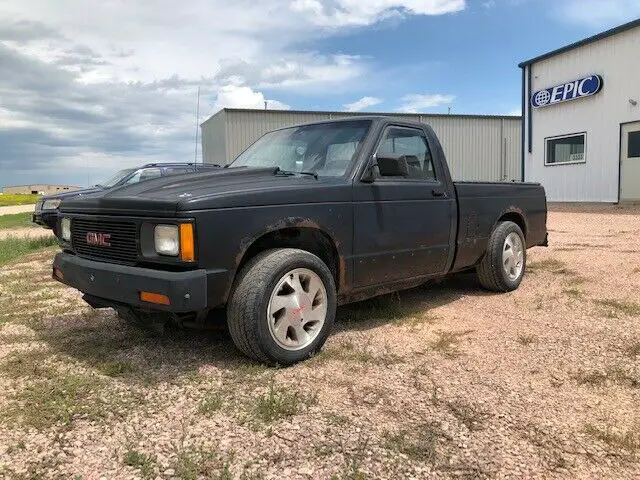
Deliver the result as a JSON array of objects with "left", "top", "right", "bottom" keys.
[{"left": 53, "top": 117, "right": 548, "bottom": 365}]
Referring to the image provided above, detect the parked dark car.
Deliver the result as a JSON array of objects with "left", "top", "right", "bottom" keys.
[
  {"left": 52, "top": 117, "right": 548, "bottom": 365},
  {"left": 33, "top": 163, "right": 219, "bottom": 232}
]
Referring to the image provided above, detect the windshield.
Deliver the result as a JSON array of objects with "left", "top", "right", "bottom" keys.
[
  {"left": 99, "top": 168, "right": 135, "bottom": 188},
  {"left": 230, "top": 120, "right": 371, "bottom": 177}
]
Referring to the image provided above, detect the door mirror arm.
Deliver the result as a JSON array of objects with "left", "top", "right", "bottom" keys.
[{"left": 361, "top": 162, "right": 377, "bottom": 183}]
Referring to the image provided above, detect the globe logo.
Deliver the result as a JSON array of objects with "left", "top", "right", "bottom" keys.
[{"left": 534, "top": 90, "right": 551, "bottom": 107}]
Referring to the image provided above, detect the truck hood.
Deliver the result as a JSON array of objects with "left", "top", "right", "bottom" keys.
[
  {"left": 59, "top": 167, "right": 349, "bottom": 216},
  {"left": 41, "top": 186, "right": 103, "bottom": 202}
]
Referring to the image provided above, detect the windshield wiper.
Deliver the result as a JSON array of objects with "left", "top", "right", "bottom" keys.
[{"left": 273, "top": 167, "right": 318, "bottom": 180}]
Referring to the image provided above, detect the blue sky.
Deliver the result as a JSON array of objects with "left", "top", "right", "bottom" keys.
[{"left": 0, "top": 0, "right": 639, "bottom": 188}]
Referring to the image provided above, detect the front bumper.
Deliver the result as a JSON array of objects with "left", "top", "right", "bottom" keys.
[
  {"left": 33, "top": 211, "right": 56, "bottom": 230},
  {"left": 52, "top": 252, "right": 208, "bottom": 312}
]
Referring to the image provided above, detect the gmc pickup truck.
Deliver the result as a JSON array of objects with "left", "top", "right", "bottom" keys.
[{"left": 52, "top": 117, "right": 548, "bottom": 365}]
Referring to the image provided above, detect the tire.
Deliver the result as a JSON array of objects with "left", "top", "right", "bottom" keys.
[
  {"left": 477, "top": 221, "right": 526, "bottom": 292},
  {"left": 227, "top": 248, "right": 337, "bottom": 365}
]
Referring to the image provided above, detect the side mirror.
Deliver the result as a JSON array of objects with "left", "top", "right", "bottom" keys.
[{"left": 376, "top": 154, "right": 414, "bottom": 177}]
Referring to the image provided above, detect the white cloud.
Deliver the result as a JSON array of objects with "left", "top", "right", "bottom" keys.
[
  {"left": 553, "top": 0, "right": 640, "bottom": 28},
  {"left": 291, "top": 0, "right": 466, "bottom": 26},
  {"left": 0, "top": 1, "right": 466, "bottom": 186},
  {"left": 214, "top": 85, "right": 290, "bottom": 110},
  {"left": 396, "top": 93, "right": 455, "bottom": 113},
  {"left": 343, "top": 96, "right": 383, "bottom": 112}
]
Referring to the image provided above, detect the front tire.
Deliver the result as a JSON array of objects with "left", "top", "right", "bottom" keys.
[
  {"left": 227, "top": 248, "right": 337, "bottom": 365},
  {"left": 477, "top": 221, "right": 526, "bottom": 292}
]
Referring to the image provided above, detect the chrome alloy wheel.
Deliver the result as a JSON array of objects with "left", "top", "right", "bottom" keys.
[
  {"left": 503, "top": 232, "right": 524, "bottom": 281},
  {"left": 267, "top": 268, "right": 328, "bottom": 351}
]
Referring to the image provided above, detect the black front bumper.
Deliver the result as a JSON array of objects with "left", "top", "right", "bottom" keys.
[
  {"left": 33, "top": 211, "right": 56, "bottom": 230},
  {"left": 53, "top": 252, "right": 208, "bottom": 312}
]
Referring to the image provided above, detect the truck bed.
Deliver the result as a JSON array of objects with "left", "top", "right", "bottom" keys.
[{"left": 452, "top": 181, "right": 548, "bottom": 272}]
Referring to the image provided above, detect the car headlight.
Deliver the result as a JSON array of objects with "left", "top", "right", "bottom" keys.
[
  {"left": 42, "top": 199, "right": 62, "bottom": 210},
  {"left": 60, "top": 218, "right": 71, "bottom": 242},
  {"left": 154, "top": 225, "right": 179, "bottom": 256}
]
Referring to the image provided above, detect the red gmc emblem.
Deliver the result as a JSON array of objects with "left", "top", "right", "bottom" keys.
[{"left": 86, "top": 232, "right": 111, "bottom": 247}]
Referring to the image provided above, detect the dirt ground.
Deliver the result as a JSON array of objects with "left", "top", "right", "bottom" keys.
[
  {"left": 0, "top": 205, "right": 36, "bottom": 215},
  {"left": 0, "top": 205, "right": 638, "bottom": 480}
]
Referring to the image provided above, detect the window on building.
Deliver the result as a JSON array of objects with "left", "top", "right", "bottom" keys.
[
  {"left": 545, "top": 133, "right": 586, "bottom": 165},
  {"left": 628, "top": 131, "right": 640, "bottom": 158},
  {"left": 375, "top": 127, "right": 436, "bottom": 180}
]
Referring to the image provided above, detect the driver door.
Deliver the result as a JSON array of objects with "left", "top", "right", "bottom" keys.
[{"left": 352, "top": 125, "right": 454, "bottom": 288}]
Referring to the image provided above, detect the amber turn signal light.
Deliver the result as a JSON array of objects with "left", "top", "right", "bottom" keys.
[
  {"left": 179, "top": 223, "right": 195, "bottom": 262},
  {"left": 140, "top": 291, "right": 171, "bottom": 306}
]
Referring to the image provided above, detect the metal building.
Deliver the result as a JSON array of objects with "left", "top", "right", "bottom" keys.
[
  {"left": 201, "top": 109, "right": 522, "bottom": 182},
  {"left": 521, "top": 18, "right": 640, "bottom": 202},
  {"left": 2, "top": 184, "right": 81, "bottom": 195}
]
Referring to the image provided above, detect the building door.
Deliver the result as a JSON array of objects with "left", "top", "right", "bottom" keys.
[{"left": 621, "top": 121, "right": 640, "bottom": 201}]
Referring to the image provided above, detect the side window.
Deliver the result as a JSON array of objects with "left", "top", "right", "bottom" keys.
[
  {"left": 164, "top": 167, "right": 190, "bottom": 176},
  {"left": 125, "top": 168, "right": 162, "bottom": 184},
  {"left": 375, "top": 127, "right": 436, "bottom": 180}
]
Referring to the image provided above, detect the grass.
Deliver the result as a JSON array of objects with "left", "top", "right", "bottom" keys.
[
  {"left": 199, "top": 392, "right": 223, "bottom": 414},
  {"left": 123, "top": 450, "right": 157, "bottom": 479},
  {"left": 527, "top": 258, "right": 566, "bottom": 273},
  {"left": 445, "top": 400, "right": 488, "bottom": 432},
  {"left": 431, "top": 330, "right": 473, "bottom": 358},
  {"left": 625, "top": 342, "right": 640, "bottom": 358},
  {"left": 0, "top": 194, "right": 40, "bottom": 206},
  {"left": 172, "top": 440, "right": 234, "bottom": 480},
  {"left": 584, "top": 424, "right": 639, "bottom": 454},
  {"left": 563, "top": 288, "right": 584, "bottom": 299},
  {"left": 253, "top": 380, "right": 316, "bottom": 423},
  {"left": 517, "top": 334, "right": 538, "bottom": 346},
  {"left": 2, "top": 372, "right": 108, "bottom": 429},
  {"left": 96, "top": 361, "right": 136, "bottom": 377},
  {"left": 0, "top": 235, "right": 58, "bottom": 266},
  {"left": 595, "top": 299, "right": 640, "bottom": 317},
  {"left": 383, "top": 422, "right": 444, "bottom": 463},
  {"left": 574, "top": 367, "right": 639, "bottom": 389},
  {"left": 310, "top": 340, "right": 404, "bottom": 367},
  {"left": 0, "top": 212, "right": 34, "bottom": 229}
]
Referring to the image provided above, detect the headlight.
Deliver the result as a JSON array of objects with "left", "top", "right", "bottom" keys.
[
  {"left": 60, "top": 218, "right": 71, "bottom": 242},
  {"left": 154, "top": 225, "right": 179, "bottom": 256},
  {"left": 42, "top": 199, "right": 62, "bottom": 210}
]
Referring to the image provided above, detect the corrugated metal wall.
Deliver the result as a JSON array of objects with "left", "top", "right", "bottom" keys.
[
  {"left": 201, "top": 109, "right": 522, "bottom": 181},
  {"left": 201, "top": 109, "right": 227, "bottom": 166}
]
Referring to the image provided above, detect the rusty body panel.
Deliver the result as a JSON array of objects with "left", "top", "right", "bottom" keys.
[{"left": 57, "top": 117, "right": 548, "bottom": 312}]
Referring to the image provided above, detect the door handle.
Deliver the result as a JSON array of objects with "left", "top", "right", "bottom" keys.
[{"left": 432, "top": 189, "right": 446, "bottom": 197}]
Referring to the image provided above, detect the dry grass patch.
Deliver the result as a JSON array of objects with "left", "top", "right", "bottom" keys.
[
  {"left": 445, "top": 400, "right": 489, "bottom": 432},
  {"left": 527, "top": 258, "right": 566, "bottom": 273},
  {"left": 252, "top": 380, "right": 317, "bottom": 423},
  {"left": 574, "top": 367, "right": 639, "bottom": 389},
  {"left": 123, "top": 449, "right": 157, "bottom": 479},
  {"left": 595, "top": 299, "right": 640, "bottom": 317},
  {"left": 625, "top": 342, "right": 640, "bottom": 358},
  {"left": 312, "top": 340, "right": 405, "bottom": 367},
  {"left": 431, "top": 330, "right": 472, "bottom": 358},
  {"left": 584, "top": 424, "right": 639, "bottom": 455},
  {"left": 383, "top": 421, "right": 448, "bottom": 464},
  {"left": 517, "top": 334, "right": 538, "bottom": 346}
]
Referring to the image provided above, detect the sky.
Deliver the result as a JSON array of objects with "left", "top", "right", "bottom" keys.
[{"left": 0, "top": 1, "right": 639, "bottom": 188}]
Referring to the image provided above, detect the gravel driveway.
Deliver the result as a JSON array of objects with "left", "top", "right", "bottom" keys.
[{"left": 0, "top": 205, "right": 638, "bottom": 479}]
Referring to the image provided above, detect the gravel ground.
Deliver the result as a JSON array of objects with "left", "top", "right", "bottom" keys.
[
  {"left": 0, "top": 205, "right": 638, "bottom": 479},
  {"left": 0, "top": 205, "right": 36, "bottom": 215}
]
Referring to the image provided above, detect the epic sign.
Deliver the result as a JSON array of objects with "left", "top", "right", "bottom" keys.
[{"left": 531, "top": 75, "right": 603, "bottom": 108}]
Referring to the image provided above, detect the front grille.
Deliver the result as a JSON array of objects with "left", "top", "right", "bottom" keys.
[{"left": 72, "top": 218, "right": 138, "bottom": 263}]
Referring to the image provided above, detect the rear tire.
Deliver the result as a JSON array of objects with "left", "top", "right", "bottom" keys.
[
  {"left": 227, "top": 248, "right": 336, "bottom": 365},
  {"left": 477, "top": 221, "right": 526, "bottom": 292}
]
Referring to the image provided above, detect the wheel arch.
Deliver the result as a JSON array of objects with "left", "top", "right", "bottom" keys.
[
  {"left": 495, "top": 209, "right": 527, "bottom": 240},
  {"left": 231, "top": 224, "right": 343, "bottom": 301}
]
